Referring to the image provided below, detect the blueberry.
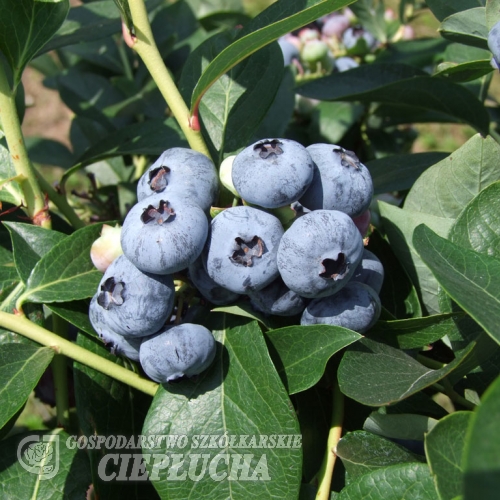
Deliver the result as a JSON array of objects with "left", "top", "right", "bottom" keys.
[
  {"left": 121, "top": 194, "right": 209, "bottom": 274},
  {"left": 140, "top": 323, "right": 216, "bottom": 383},
  {"left": 277, "top": 210, "right": 363, "bottom": 298},
  {"left": 247, "top": 276, "right": 307, "bottom": 317},
  {"left": 137, "top": 148, "right": 218, "bottom": 212},
  {"left": 278, "top": 37, "right": 300, "bottom": 66},
  {"left": 89, "top": 255, "right": 175, "bottom": 338},
  {"left": 95, "top": 323, "right": 142, "bottom": 362},
  {"left": 350, "top": 249, "right": 384, "bottom": 295},
  {"left": 300, "top": 281, "right": 381, "bottom": 333},
  {"left": 342, "top": 26, "right": 376, "bottom": 50},
  {"left": 204, "top": 205, "right": 284, "bottom": 294},
  {"left": 188, "top": 254, "right": 240, "bottom": 305},
  {"left": 321, "top": 14, "right": 350, "bottom": 39},
  {"left": 299, "top": 144, "right": 373, "bottom": 217},
  {"left": 231, "top": 138, "right": 314, "bottom": 208},
  {"left": 488, "top": 20, "right": 500, "bottom": 69},
  {"left": 334, "top": 56, "right": 359, "bottom": 72}
]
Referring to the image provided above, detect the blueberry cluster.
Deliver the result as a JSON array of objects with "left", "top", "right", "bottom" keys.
[{"left": 89, "top": 141, "right": 384, "bottom": 383}]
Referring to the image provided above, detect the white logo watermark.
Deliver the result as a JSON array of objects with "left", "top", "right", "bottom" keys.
[
  {"left": 17, "top": 434, "right": 301, "bottom": 482},
  {"left": 17, "top": 434, "right": 60, "bottom": 480}
]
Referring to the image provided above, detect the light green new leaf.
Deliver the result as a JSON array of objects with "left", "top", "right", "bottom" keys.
[
  {"left": 451, "top": 181, "right": 500, "bottom": 258},
  {"left": 265, "top": 325, "right": 361, "bottom": 394},
  {"left": 142, "top": 316, "right": 301, "bottom": 499},
  {"left": 404, "top": 134, "right": 500, "bottom": 219},
  {"left": 413, "top": 224, "right": 500, "bottom": 346},
  {"left": 0, "top": 0, "right": 69, "bottom": 89},
  {"left": 190, "top": 0, "right": 356, "bottom": 112},
  {"left": 17, "top": 223, "right": 105, "bottom": 307},
  {"left": 0, "top": 343, "right": 54, "bottom": 430},
  {"left": 338, "top": 462, "right": 439, "bottom": 499},
  {"left": 463, "top": 374, "right": 500, "bottom": 499},
  {"left": 425, "top": 411, "right": 472, "bottom": 500}
]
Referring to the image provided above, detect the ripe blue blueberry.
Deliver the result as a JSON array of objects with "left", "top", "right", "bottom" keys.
[
  {"left": 342, "top": 26, "right": 376, "bottom": 50},
  {"left": 231, "top": 138, "right": 314, "bottom": 208},
  {"left": 489, "top": 20, "right": 500, "bottom": 69},
  {"left": 89, "top": 255, "right": 175, "bottom": 338},
  {"left": 94, "top": 322, "right": 142, "bottom": 361},
  {"left": 301, "top": 281, "right": 381, "bottom": 333},
  {"left": 351, "top": 249, "right": 384, "bottom": 295},
  {"left": 277, "top": 210, "right": 363, "bottom": 298},
  {"left": 137, "top": 148, "right": 218, "bottom": 212},
  {"left": 278, "top": 37, "right": 300, "bottom": 66},
  {"left": 121, "top": 194, "right": 209, "bottom": 274},
  {"left": 299, "top": 144, "right": 373, "bottom": 217},
  {"left": 140, "top": 323, "right": 216, "bottom": 383},
  {"left": 204, "top": 206, "right": 284, "bottom": 294},
  {"left": 334, "top": 56, "right": 359, "bottom": 72},
  {"left": 188, "top": 254, "right": 240, "bottom": 306},
  {"left": 247, "top": 276, "right": 307, "bottom": 317}
]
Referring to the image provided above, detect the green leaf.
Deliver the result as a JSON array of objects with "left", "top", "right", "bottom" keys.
[
  {"left": 72, "top": 117, "right": 187, "bottom": 171},
  {"left": 142, "top": 315, "right": 301, "bottom": 499},
  {"left": 413, "top": 224, "right": 500, "bottom": 346},
  {"left": 0, "top": 0, "right": 69, "bottom": 88},
  {"left": 349, "top": 0, "right": 387, "bottom": 43},
  {"left": 265, "top": 324, "right": 361, "bottom": 394},
  {"left": 3, "top": 222, "right": 66, "bottom": 283},
  {"left": 404, "top": 135, "right": 500, "bottom": 218},
  {"left": 0, "top": 430, "right": 91, "bottom": 497},
  {"left": 463, "top": 374, "right": 500, "bottom": 499},
  {"left": 17, "top": 223, "right": 105, "bottom": 306},
  {"left": 0, "top": 140, "right": 23, "bottom": 206},
  {"left": 367, "top": 152, "right": 449, "bottom": 195},
  {"left": 370, "top": 314, "right": 461, "bottom": 350},
  {"left": 426, "top": 0, "right": 486, "bottom": 22},
  {"left": 379, "top": 202, "right": 454, "bottom": 314},
  {"left": 0, "top": 343, "right": 54, "bottom": 430},
  {"left": 190, "top": 0, "right": 356, "bottom": 112},
  {"left": 73, "top": 332, "right": 155, "bottom": 499},
  {"left": 364, "top": 412, "right": 438, "bottom": 441},
  {"left": 338, "top": 336, "right": 476, "bottom": 406},
  {"left": 199, "top": 39, "right": 283, "bottom": 160},
  {"left": 439, "top": 8, "right": 488, "bottom": 50},
  {"left": 450, "top": 181, "right": 500, "bottom": 258},
  {"left": 337, "top": 462, "right": 438, "bottom": 499},
  {"left": 425, "top": 411, "right": 472, "bottom": 500},
  {"left": 25, "top": 137, "right": 75, "bottom": 169},
  {"left": 337, "top": 431, "right": 422, "bottom": 480},
  {"left": 434, "top": 60, "right": 493, "bottom": 82},
  {"left": 48, "top": 300, "right": 94, "bottom": 336},
  {"left": 486, "top": 0, "right": 500, "bottom": 29},
  {"left": 297, "top": 64, "right": 490, "bottom": 134},
  {"left": 374, "top": 38, "right": 449, "bottom": 68},
  {"left": 40, "top": 0, "right": 121, "bottom": 53},
  {"left": 212, "top": 302, "right": 273, "bottom": 329}
]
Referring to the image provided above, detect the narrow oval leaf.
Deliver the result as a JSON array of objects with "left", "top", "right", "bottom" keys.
[
  {"left": 404, "top": 134, "right": 500, "bottom": 218},
  {"left": 338, "top": 336, "right": 475, "bottom": 406},
  {"left": 337, "top": 462, "right": 438, "bottom": 500},
  {"left": 337, "top": 431, "right": 422, "bottom": 480},
  {"left": 190, "top": 0, "right": 356, "bottom": 111},
  {"left": 451, "top": 181, "right": 500, "bottom": 258},
  {"left": 142, "top": 316, "right": 302, "bottom": 499},
  {"left": 425, "top": 411, "right": 472, "bottom": 500},
  {"left": 439, "top": 8, "right": 488, "bottom": 50},
  {"left": 0, "top": 430, "right": 91, "bottom": 497},
  {"left": 265, "top": 325, "right": 361, "bottom": 395},
  {"left": 463, "top": 374, "right": 500, "bottom": 499},
  {"left": 18, "top": 223, "right": 105, "bottom": 306},
  {"left": 433, "top": 60, "right": 493, "bottom": 82},
  {"left": 370, "top": 314, "right": 462, "bottom": 350},
  {"left": 3, "top": 222, "right": 66, "bottom": 284},
  {"left": 0, "top": 343, "right": 54, "bottom": 429},
  {"left": 297, "top": 65, "right": 489, "bottom": 134},
  {"left": 0, "top": 0, "right": 70, "bottom": 88},
  {"left": 413, "top": 224, "right": 500, "bottom": 346}
]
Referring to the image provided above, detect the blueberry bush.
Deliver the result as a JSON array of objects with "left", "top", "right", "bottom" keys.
[{"left": 1, "top": 0, "right": 500, "bottom": 498}]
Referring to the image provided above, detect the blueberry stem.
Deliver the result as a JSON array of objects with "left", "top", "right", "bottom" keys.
[
  {"left": 127, "top": 0, "right": 212, "bottom": 161},
  {"left": 0, "top": 64, "right": 50, "bottom": 227},
  {"left": 314, "top": 380, "right": 344, "bottom": 499},
  {"left": 51, "top": 313, "right": 70, "bottom": 428},
  {"left": 0, "top": 311, "right": 159, "bottom": 397}
]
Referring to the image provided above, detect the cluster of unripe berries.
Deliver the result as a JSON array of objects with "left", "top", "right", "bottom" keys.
[
  {"left": 278, "top": 8, "right": 414, "bottom": 74},
  {"left": 89, "top": 139, "right": 384, "bottom": 383}
]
